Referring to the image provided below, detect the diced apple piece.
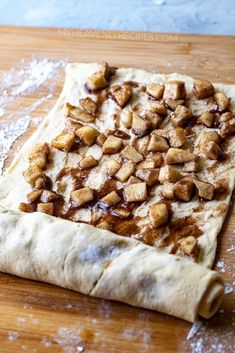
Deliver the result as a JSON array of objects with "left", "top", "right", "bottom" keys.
[
  {"left": 194, "top": 179, "right": 215, "bottom": 200},
  {"left": 144, "top": 110, "right": 162, "bottom": 129},
  {"left": 41, "top": 190, "right": 59, "bottom": 203},
  {"left": 101, "top": 191, "right": 121, "bottom": 207},
  {"left": 121, "top": 146, "right": 143, "bottom": 163},
  {"left": 166, "top": 148, "right": 196, "bottom": 164},
  {"left": 86, "top": 72, "right": 108, "bottom": 91},
  {"left": 146, "top": 83, "right": 164, "bottom": 99},
  {"left": 171, "top": 105, "right": 192, "bottom": 127},
  {"left": 220, "top": 119, "right": 235, "bottom": 138},
  {"left": 136, "top": 160, "right": 155, "bottom": 169},
  {"left": 110, "top": 84, "right": 132, "bottom": 108},
  {"left": 132, "top": 113, "right": 150, "bottom": 136},
  {"left": 27, "top": 190, "right": 42, "bottom": 203},
  {"left": 163, "top": 81, "right": 186, "bottom": 100},
  {"left": 165, "top": 98, "right": 185, "bottom": 111},
  {"left": 102, "top": 135, "right": 123, "bottom": 154},
  {"left": 113, "top": 208, "right": 131, "bottom": 218},
  {"left": 136, "top": 168, "right": 159, "bottom": 186},
  {"left": 198, "top": 112, "right": 214, "bottom": 127},
  {"left": 147, "top": 152, "right": 164, "bottom": 167},
  {"left": 66, "top": 103, "right": 95, "bottom": 123},
  {"left": 159, "top": 166, "right": 183, "bottom": 183},
  {"left": 79, "top": 97, "right": 98, "bottom": 115},
  {"left": 147, "top": 134, "right": 169, "bottom": 152},
  {"left": 168, "top": 127, "right": 186, "bottom": 148},
  {"left": 200, "top": 141, "right": 222, "bottom": 160},
  {"left": 180, "top": 236, "right": 198, "bottom": 256},
  {"left": 214, "top": 92, "right": 230, "bottom": 112},
  {"left": 162, "top": 183, "right": 174, "bottom": 199},
  {"left": 151, "top": 129, "right": 169, "bottom": 139},
  {"left": 183, "top": 161, "right": 199, "bottom": 172},
  {"left": 219, "top": 112, "right": 234, "bottom": 123},
  {"left": 105, "top": 158, "right": 121, "bottom": 176},
  {"left": 34, "top": 177, "right": 46, "bottom": 189},
  {"left": 65, "top": 119, "right": 82, "bottom": 130},
  {"left": 79, "top": 155, "right": 98, "bottom": 169},
  {"left": 150, "top": 101, "right": 167, "bottom": 116},
  {"left": 29, "top": 142, "right": 49, "bottom": 169},
  {"left": 71, "top": 187, "right": 94, "bottom": 207},
  {"left": 126, "top": 176, "right": 142, "bottom": 186},
  {"left": 96, "top": 133, "right": 107, "bottom": 146},
  {"left": 149, "top": 203, "right": 169, "bottom": 228},
  {"left": 121, "top": 110, "right": 133, "bottom": 129},
  {"left": 29, "top": 143, "right": 50, "bottom": 158},
  {"left": 76, "top": 126, "right": 99, "bottom": 146},
  {"left": 193, "top": 80, "right": 214, "bottom": 99},
  {"left": 124, "top": 182, "right": 147, "bottom": 202},
  {"left": 100, "top": 62, "right": 115, "bottom": 79},
  {"left": 115, "top": 160, "right": 135, "bottom": 182},
  {"left": 135, "top": 135, "right": 150, "bottom": 155},
  {"left": 37, "top": 202, "right": 54, "bottom": 215},
  {"left": 29, "top": 153, "right": 47, "bottom": 169},
  {"left": 23, "top": 165, "right": 44, "bottom": 186},
  {"left": 52, "top": 132, "right": 75, "bottom": 151},
  {"left": 19, "top": 203, "right": 34, "bottom": 213},
  {"left": 174, "top": 177, "right": 195, "bottom": 202},
  {"left": 199, "top": 131, "right": 220, "bottom": 146}
]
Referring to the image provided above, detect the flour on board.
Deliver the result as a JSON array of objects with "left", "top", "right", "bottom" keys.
[{"left": 0, "top": 58, "right": 66, "bottom": 175}]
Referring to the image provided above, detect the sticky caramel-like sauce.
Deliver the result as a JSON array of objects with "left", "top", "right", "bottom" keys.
[
  {"left": 165, "top": 216, "right": 203, "bottom": 247},
  {"left": 56, "top": 167, "right": 90, "bottom": 190},
  {"left": 93, "top": 214, "right": 140, "bottom": 237},
  {"left": 135, "top": 227, "right": 159, "bottom": 246},
  {"left": 124, "top": 81, "right": 139, "bottom": 88},
  {"left": 215, "top": 179, "right": 230, "bottom": 200}
]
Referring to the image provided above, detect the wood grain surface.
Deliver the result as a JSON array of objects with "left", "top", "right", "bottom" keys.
[{"left": 0, "top": 26, "right": 234, "bottom": 353}]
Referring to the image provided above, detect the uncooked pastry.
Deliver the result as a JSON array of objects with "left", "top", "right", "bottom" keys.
[{"left": 0, "top": 63, "right": 234, "bottom": 321}]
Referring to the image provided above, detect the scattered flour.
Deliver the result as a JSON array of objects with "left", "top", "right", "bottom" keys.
[
  {"left": 1, "top": 58, "right": 65, "bottom": 100},
  {"left": 53, "top": 327, "right": 85, "bottom": 353},
  {"left": 0, "top": 116, "right": 31, "bottom": 173},
  {"left": 186, "top": 315, "right": 235, "bottom": 353},
  {"left": 122, "top": 326, "right": 151, "bottom": 352},
  {"left": 0, "top": 58, "right": 66, "bottom": 175},
  {"left": 17, "top": 317, "right": 26, "bottom": 323},
  {"left": 215, "top": 260, "right": 226, "bottom": 272},
  {"left": 186, "top": 298, "right": 235, "bottom": 353},
  {"left": 8, "top": 331, "right": 21, "bottom": 342},
  {"left": 224, "top": 281, "right": 235, "bottom": 294},
  {"left": 23, "top": 304, "right": 32, "bottom": 310},
  {"left": 0, "top": 107, "right": 5, "bottom": 117},
  {"left": 41, "top": 337, "right": 52, "bottom": 348},
  {"left": 66, "top": 303, "right": 73, "bottom": 309},
  {"left": 9, "top": 59, "right": 63, "bottom": 97},
  {"left": 227, "top": 245, "right": 235, "bottom": 252}
]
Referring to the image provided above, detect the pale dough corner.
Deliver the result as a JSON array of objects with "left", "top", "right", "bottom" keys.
[{"left": 0, "top": 62, "right": 234, "bottom": 321}]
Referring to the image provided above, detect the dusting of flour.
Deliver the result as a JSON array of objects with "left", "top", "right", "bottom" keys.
[{"left": 0, "top": 58, "right": 66, "bottom": 175}]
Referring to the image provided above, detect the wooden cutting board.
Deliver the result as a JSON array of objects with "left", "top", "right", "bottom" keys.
[{"left": 0, "top": 26, "right": 234, "bottom": 353}]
